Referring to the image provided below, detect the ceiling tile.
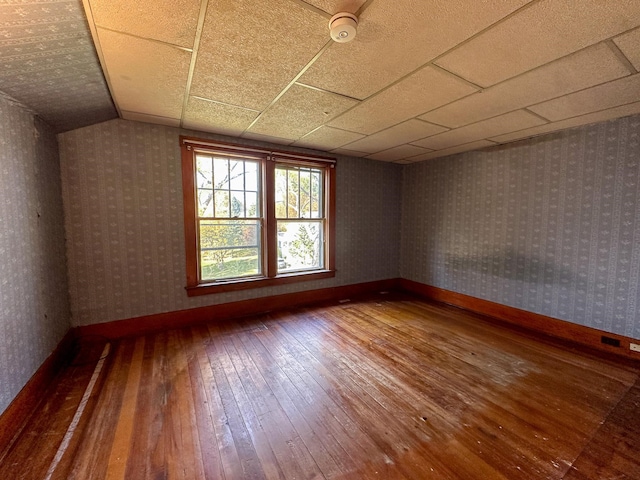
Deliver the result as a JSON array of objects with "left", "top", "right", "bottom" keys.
[
  {"left": 614, "top": 28, "right": 640, "bottom": 70},
  {"left": 421, "top": 43, "right": 631, "bottom": 128},
  {"left": 491, "top": 102, "right": 640, "bottom": 144},
  {"left": 190, "top": 0, "right": 328, "bottom": 111},
  {"left": 413, "top": 110, "right": 547, "bottom": 150},
  {"left": 299, "top": 0, "right": 531, "bottom": 99},
  {"left": 327, "top": 66, "right": 477, "bottom": 134},
  {"left": 366, "top": 144, "right": 432, "bottom": 162},
  {"left": 302, "top": 0, "right": 367, "bottom": 15},
  {"left": 410, "top": 140, "right": 498, "bottom": 162},
  {"left": 122, "top": 111, "right": 181, "bottom": 127},
  {"left": 435, "top": 0, "right": 640, "bottom": 87},
  {"left": 342, "top": 119, "right": 448, "bottom": 153},
  {"left": 331, "top": 147, "right": 369, "bottom": 157},
  {"left": 88, "top": 0, "right": 200, "bottom": 48},
  {"left": 97, "top": 29, "right": 190, "bottom": 120},
  {"left": 247, "top": 84, "right": 358, "bottom": 140},
  {"left": 528, "top": 74, "right": 640, "bottom": 121},
  {"left": 183, "top": 97, "right": 259, "bottom": 137},
  {"left": 294, "top": 126, "right": 365, "bottom": 150},
  {"left": 241, "top": 131, "right": 295, "bottom": 146}
]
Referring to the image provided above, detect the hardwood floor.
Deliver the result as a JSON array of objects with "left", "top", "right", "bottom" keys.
[{"left": 2, "top": 293, "right": 639, "bottom": 479}]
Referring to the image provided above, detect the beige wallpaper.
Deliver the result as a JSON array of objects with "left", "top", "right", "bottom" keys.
[
  {"left": 402, "top": 114, "right": 640, "bottom": 340},
  {"left": 0, "top": 94, "right": 71, "bottom": 415},
  {"left": 58, "top": 119, "right": 401, "bottom": 326}
]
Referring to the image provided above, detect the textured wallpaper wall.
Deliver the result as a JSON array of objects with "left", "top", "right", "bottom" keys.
[
  {"left": 0, "top": 95, "right": 71, "bottom": 414},
  {"left": 401, "top": 114, "right": 640, "bottom": 339},
  {"left": 58, "top": 119, "right": 401, "bottom": 326}
]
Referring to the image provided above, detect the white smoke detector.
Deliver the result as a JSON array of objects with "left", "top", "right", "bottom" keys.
[{"left": 329, "top": 12, "right": 358, "bottom": 43}]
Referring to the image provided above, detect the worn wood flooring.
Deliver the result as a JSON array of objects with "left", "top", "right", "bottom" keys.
[{"left": 1, "top": 293, "right": 639, "bottom": 479}]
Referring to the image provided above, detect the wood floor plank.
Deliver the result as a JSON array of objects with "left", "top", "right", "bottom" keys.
[
  {"left": 235, "top": 328, "right": 346, "bottom": 479},
  {"left": 66, "top": 339, "right": 135, "bottom": 480},
  {"left": 204, "top": 324, "right": 269, "bottom": 480},
  {"left": 183, "top": 327, "right": 227, "bottom": 480},
  {"left": 106, "top": 336, "right": 145, "bottom": 480},
  {"left": 252, "top": 316, "right": 399, "bottom": 479},
  {"left": 3, "top": 293, "right": 640, "bottom": 480}
]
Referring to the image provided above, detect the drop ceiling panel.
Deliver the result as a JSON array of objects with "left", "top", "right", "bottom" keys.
[
  {"left": 366, "top": 144, "right": 432, "bottom": 162},
  {"left": 303, "top": 0, "right": 367, "bottom": 15},
  {"left": 343, "top": 120, "right": 448, "bottom": 153},
  {"left": 528, "top": 74, "right": 640, "bottom": 121},
  {"left": 97, "top": 28, "right": 190, "bottom": 120},
  {"left": 190, "top": 0, "right": 328, "bottom": 111},
  {"left": 183, "top": 97, "right": 259, "bottom": 137},
  {"left": 299, "top": 0, "right": 531, "bottom": 99},
  {"left": 614, "top": 28, "right": 640, "bottom": 70},
  {"left": 491, "top": 102, "right": 640, "bottom": 144},
  {"left": 327, "top": 66, "right": 477, "bottom": 135},
  {"left": 242, "top": 131, "right": 295, "bottom": 146},
  {"left": 413, "top": 110, "right": 546, "bottom": 150},
  {"left": 331, "top": 147, "right": 369, "bottom": 157},
  {"left": 122, "top": 111, "right": 181, "bottom": 127},
  {"left": 88, "top": 0, "right": 200, "bottom": 48},
  {"left": 294, "top": 126, "right": 365, "bottom": 150},
  {"left": 436, "top": 0, "right": 640, "bottom": 87},
  {"left": 421, "top": 43, "right": 631, "bottom": 128},
  {"left": 247, "top": 84, "right": 358, "bottom": 140},
  {"left": 409, "top": 140, "right": 498, "bottom": 162}
]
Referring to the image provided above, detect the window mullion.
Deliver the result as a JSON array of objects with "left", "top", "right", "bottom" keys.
[{"left": 264, "top": 157, "right": 277, "bottom": 278}]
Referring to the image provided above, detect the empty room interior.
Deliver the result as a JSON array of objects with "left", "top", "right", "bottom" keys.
[{"left": 2, "top": 0, "right": 640, "bottom": 478}]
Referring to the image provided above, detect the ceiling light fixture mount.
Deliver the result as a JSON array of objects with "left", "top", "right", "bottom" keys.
[{"left": 329, "top": 12, "right": 358, "bottom": 43}]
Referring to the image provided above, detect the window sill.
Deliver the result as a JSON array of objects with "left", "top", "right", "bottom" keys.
[{"left": 185, "top": 269, "right": 336, "bottom": 297}]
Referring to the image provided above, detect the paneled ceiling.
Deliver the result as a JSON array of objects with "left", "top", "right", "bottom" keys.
[
  {"left": 0, "top": 0, "right": 117, "bottom": 133},
  {"left": 2, "top": 1, "right": 640, "bottom": 162}
]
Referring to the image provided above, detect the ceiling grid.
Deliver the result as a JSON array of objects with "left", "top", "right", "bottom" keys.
[{"left": 1, "top": 0, "right": 639, "bottom": 159}]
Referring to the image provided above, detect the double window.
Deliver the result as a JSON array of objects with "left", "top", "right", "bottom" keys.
[{"left": 180, "top": 136, "right": 335, "bottom": 296}]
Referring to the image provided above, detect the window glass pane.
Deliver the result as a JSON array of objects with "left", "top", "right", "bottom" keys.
[
  {"left": 275, "top": 168, "right": 287, "bottom": 218},
  {"left": 245, "top": 162, "right": 258, "bottom": 191},
  {"left": 287, "top": 169, "right": 299, "bottom": 218},
  {"left": 300, "top": 169, "right": 311, "bottom": 218},
  {"left": 311, "top": 171, "right": 322, "bottom": 218},
  {"left": 276, "top": 165, "right": 323, "bottom": 219},
  {"left": 214, "top": 190, "right": 230, "bottom": 217},
  {"left": 230, "top": 191, "right": 245, "bottom": 217},
  {"left": 213, "top": 158, "right": 229, "bottom": 189},
  {"left": 200, "top": 220, "right": 261, "bottom": 280},
  {"left": 246, "top": 192, "right": 258, "bottom": 218},
  {"left": 196, "top": 155, "right": 212, "bottom": 188},
  {"left": 198, "top": 190, "right": 213, "bottom": 217},
  {"left": 229, "top": 160, "right": 244, "bottom": 190},
  {"left": 277, "top": 220, "right": 323, "bottom": 272}
]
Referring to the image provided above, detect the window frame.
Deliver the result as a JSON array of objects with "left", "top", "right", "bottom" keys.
[{"left": 180, "top": 136, "right": 336, "bottom": 296}]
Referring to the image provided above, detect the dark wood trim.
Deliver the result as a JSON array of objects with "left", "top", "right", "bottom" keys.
[
  {"left": 180, "top": 136, "right": 338, "bottom": 296},
  {"left": 400, "top": 279, "right": 640, "bottom": 362},
  {"left": 79, "top": 279, "right": 401, "bottom": 340},
  {"left": 186, "top": 269, "right": 336, "bottom": 296},
  {"left": 180, "top": 139, "right": 199, "bottom": 288},
  {"left": 326, "top": 165, "right": 336, "bottom": 273},
  {"left": 180, "top": 136, "right": 336, "bottom": 164},
  {"left": 0, "top": 329, "right": 76, "bottom": 454},
  {"left": 265, "top": 156, "right": 277, "bottom": 278}
]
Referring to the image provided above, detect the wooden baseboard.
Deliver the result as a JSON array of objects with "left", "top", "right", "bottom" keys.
[
  {"left": 0, "top": 329, "right": 76, "bottom": 454},
  {"left": 78, "top": 278, "right": 401, "bottom": 339},
  {"left": 399, "top": 279, "right": 640, "bottom": 362}
]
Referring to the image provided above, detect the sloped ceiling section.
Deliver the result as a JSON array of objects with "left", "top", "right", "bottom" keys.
[
  {"left": 0, "top": 0, "right": 117, "bottom": 133},
  {"left": 6, "top": 1, "right": 639, "bottom": 160}
]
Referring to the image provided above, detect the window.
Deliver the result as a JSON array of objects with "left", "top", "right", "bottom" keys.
[{"left": 180, "top": 136, "right": 335, "bottom": 296}]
